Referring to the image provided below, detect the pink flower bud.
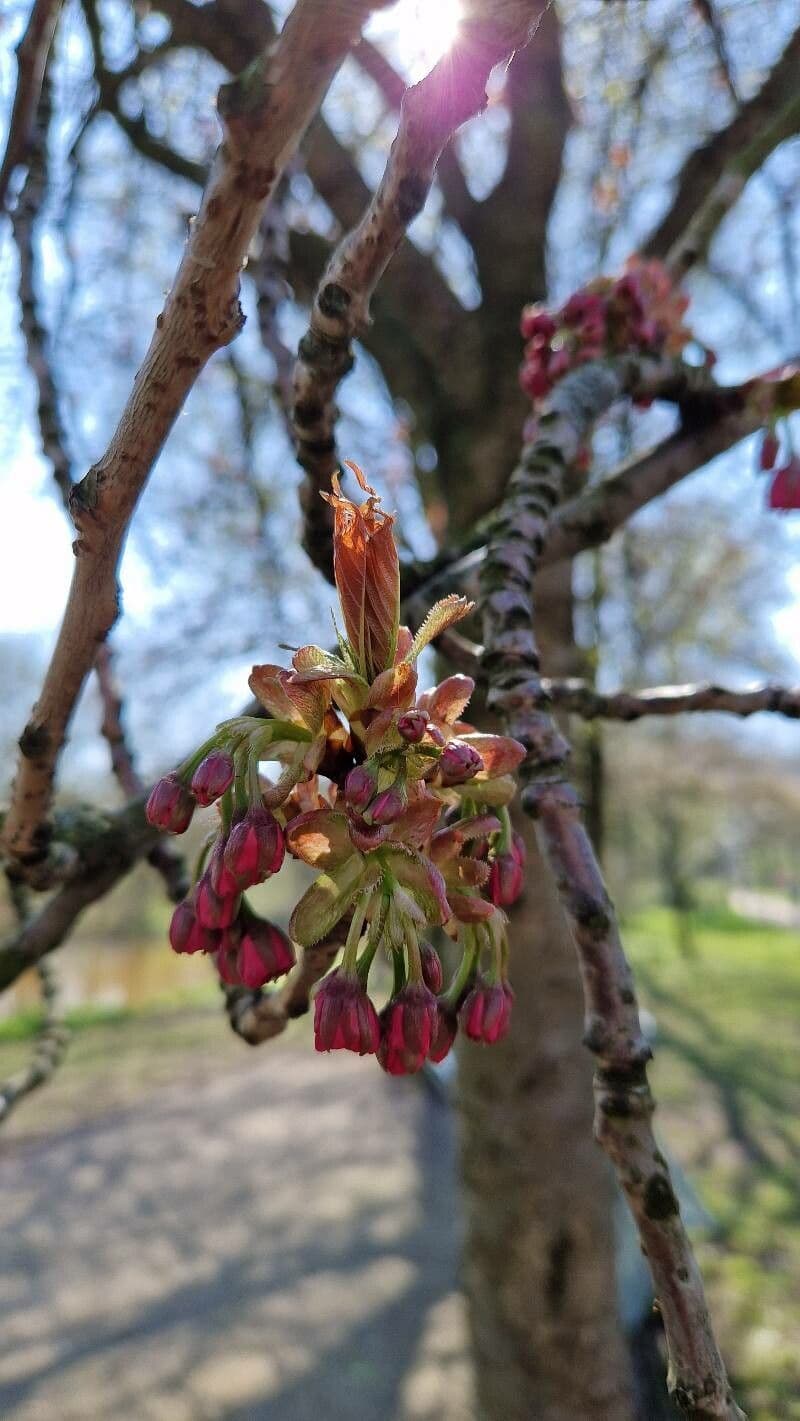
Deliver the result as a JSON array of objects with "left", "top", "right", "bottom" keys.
[
  {"left": 460, "top": 980, "right": 513, "bottom": 1045},
  {"left": 344, "top": 763, "right": 377, "bottom": 811},
  {"left": 378, "top": 983, "right": 438, "bottom": 1075},
  {"left": 769, "top": 458, "right": 800, "bottom": 510},
  {"left": 236, "top": 907, "right": 295, "bottom": 988},
  {"left": 208, "top": 835, "right": 241, "bottom": 898},
  {"left": 429, "top": 1004, "right": 458, "bottom": 1063},
  {"left": 223, "top": 807, "right": 285, "bottom": 890},
  {"left": 439, "top": 741, "right": 483, "bottom": 786},
  {"left": 146, "top": 773, "right": 194, "bottom": 834},
  {"left": 489, "top": 837, "right": 526, "bottom": 907},
  {"left": 168, "top": 898, "right": 219, "bottom": 955},
  {"left": 397, "top": 710, "right": 428, "bottom": 743},
  {"left": 760, "top": 430, "right": 780, "bottom": 471},
  {"left": 190, "top": 750, "right": 235, "bottom": 807},
  {"left": 314, "top": 970, "right": 381, "bottom": 1055},
  {"left": 368, "top": 784, "right": 406, "bottom": 825},
  {"left": 194, "top": 871, "right": 240, "bottom": 931},
  {"left": 520, "top": 306, "right": 556, "bottom": 342},
  {"left": 420, "top": 941, "right": 443, "bottom": 994},
  {"left": 520, "top": 363, "right": 551, "bottom": 400}
]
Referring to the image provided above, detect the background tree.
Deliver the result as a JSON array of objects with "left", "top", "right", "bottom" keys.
[{"left": 1, "top": 2, "right": 799, "bottom": 1419}]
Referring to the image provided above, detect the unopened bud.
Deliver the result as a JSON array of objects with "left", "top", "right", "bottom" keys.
[
  {"left": 344, "top": 763, "right": 377, "bottom": 812},
  {"left": 146, "top": 773, "right": 194, "bottom": 834},
  {"left": 397, "top": 710, "right": 427, "bottom": 743},
  {"left": 190, "top": 749, "right": 235, "bottom": 807},
  {"left": 439, "top": 741, "right": 483, "bottom": 786},
  {"left": 168, "top": 898, "right": 219, "bottom": 955},
  {"left": 223, "top": 807, "right": 285, "bottom": 890}
]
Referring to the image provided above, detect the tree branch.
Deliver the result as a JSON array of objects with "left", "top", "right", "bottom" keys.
[
  {"left": 0, "top": 0, "right": 62, "bottom": 213},
  {"left": 1, "top": 0, "right": 388, "bottom": 877},
  {"left": 400, "top": 359, "right": 800, "bottom": 604},
  {"left": 293, "top": 0, "right": 545, "bottom": 576},
  {"left": 667, "top": 86, "right": 800, "bottom": 277},
  {"left": 646, "top": 23, "right": 800, "bottom": 262},
  {"left": 0, "top": 801, "right": 160, "bottom": 993},
  {"left": 479, "top": 358, "right": 745, "bottom": 1420},
  {"left": 0, "top": 958, "right": 69, "bottom": 1126},
  {"left": 541, "top": 678, "right": 800, "bottom": 721}
]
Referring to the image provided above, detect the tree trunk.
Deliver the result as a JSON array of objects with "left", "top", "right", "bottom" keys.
[{"left": 456, "top": 564, "right": 635, "bottom": 1421}]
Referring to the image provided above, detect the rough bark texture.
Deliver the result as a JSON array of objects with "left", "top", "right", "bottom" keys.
[{"left": 459, "top": 585, "right": 635, "bottom": 1421}]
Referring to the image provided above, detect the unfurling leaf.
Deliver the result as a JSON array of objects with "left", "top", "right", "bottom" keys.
[
  {"left": 321, "top": 461, "right": 400, "bottom": 681},
  {"left": 290, "top": 853, "right": 367, "bottom": 946},
  {"left": 405, "top": 596, "right": 474, "bottom": 663}
]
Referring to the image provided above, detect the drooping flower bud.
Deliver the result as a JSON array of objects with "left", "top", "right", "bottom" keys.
[
  {"left": 368, "top": 784, "right": 406, "bottom": 826},
  {"left": 208, "top": 834, "right": 241, "bottom": 899},
  {"left": 190, "top": 750, "right": 235, "bottom": 807},
  {"left": 223, "top": 807, "right": 285, "bottom": 890},
  {"left": 314, "top": 970, "right": 381, "bottom": 1055},
  {"left": 344, "top": 763, "right": 377, "bottom": 812},
  {"left": 459, "top": 980, "right": 513, "bottom": 1045},
  {"left": 377, "top": 983, "right": 438, "bottom": 1075},
  {"left": 194, "top": 871, "right": 240, "bottom": 931},
  {"left": 145, "top": 773, "right": 195, "bottom": 834},
  {"left": 168, "top": 898, "right": 219, "bottom": 955},
  {"left": 419, "top": 941, "right": 443, "bottom": 993},
  {"left": 236, "top": 906, "right": 295, "bottom": 988},
  {"left": 397, "top": 710, "right": 428, "bottom": 743},
  {"left": 769, "top": 457, "right": 800, "bottom": 511},
  {"left": 520, "top": 306, "right": 556, "bottom": 343},
  {"left": 429, "top": 1004, "right": 458, "bottom": 1063},
  {"left": 489, "top": 834, "right": 526, "bottom": 907},
  {"left": 439, "top": 741, "right": 483, "bottom": 786}
]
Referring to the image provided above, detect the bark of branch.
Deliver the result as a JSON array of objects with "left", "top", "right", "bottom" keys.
[
  {"left": 0, "top": 959, "right": 69, "bottom": 1126},
  {"left": 646, "top": 23, "right": 800, "bottom": 262},
  {"left": 542, "top": 678, "right": 800, "bottom": 721},
  {"left": 666, "top": 86, "right": 800, "bottom": 277},
  {"left": 0, "top": 802, "right": 159, "bottom": 993},
  {"left": 479, "top": 359, "right": 745, "bottom": 1421},
  {"left": 292, "top": 0, "right": 544, "bottom": 576},
  {"left": 401, "top": 360, "right": 800, "bottom": 603},
  {"left": 0, "top": 0, "right": 62, "bottom": 213},
  {"left": 1, "top": 0, "right": 387, "bottom": 876}
]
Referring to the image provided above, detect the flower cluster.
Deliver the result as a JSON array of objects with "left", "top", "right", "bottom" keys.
[
  {"left": 759, "top": 429, "right": 800, "bottom": 511},
  {"left": 147, "top": 464, "right": 527, "bottom": 1072},
  {"left": 519, "top": 257, "right": 692, "bottom": 407}
]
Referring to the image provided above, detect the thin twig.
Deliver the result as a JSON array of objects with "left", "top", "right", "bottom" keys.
[
  {"left": 1, "top": 0, "right": 390, "bottom": 878},
  {"left": 293, "top": 0, "right": 544, "bottom": 576},
  {"left": 646, "top": 22, "right": 800, "bottom": 262},
  {"left": 0, "top": 0, "right": 62, "bottom": 213},
  {"left": 0, "top": 958, "right": 70, "bottom": 1126},
  {"left": 479, "top": 358, "right": 746, "bottom": 1420},
  {"left": 542, "top": 678, "right": 800, "bottom": 721},
  {"left": 11, "top": 91, "right": 187, "bottom": 902}
]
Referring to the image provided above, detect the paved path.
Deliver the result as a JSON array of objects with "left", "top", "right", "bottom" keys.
[{"left": 0, "top": 1049, "right": 472, "bottom": 1421}]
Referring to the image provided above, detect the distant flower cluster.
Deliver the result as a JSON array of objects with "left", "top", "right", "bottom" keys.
[
  {"left": 519, "top": 256, "right": 693, "bottom": 408},
  {"left": 147, "top": 465, "right": 527, "bottom": 1073}
]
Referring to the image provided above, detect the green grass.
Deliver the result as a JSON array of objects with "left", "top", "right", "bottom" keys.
[{"left": 625, "top": 905, "right": 800, "bottom": 1420}]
